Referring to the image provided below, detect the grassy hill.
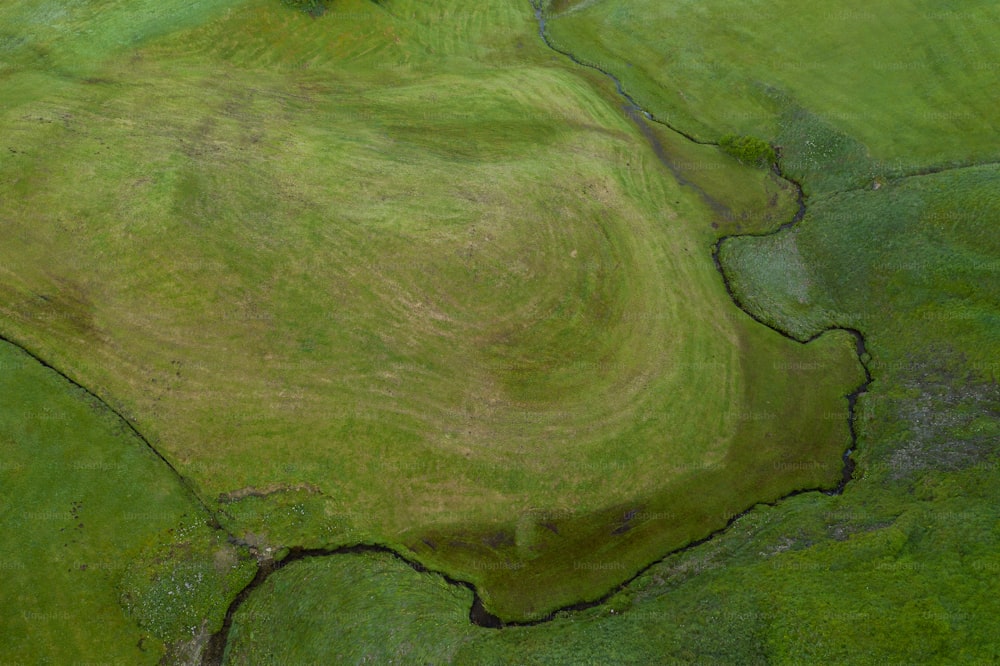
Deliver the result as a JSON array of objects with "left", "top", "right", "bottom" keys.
[
  {"left": 223, "top": 0, "right": 1000, "bottom": 662},
  {"left": 4, "top": 0, "right": 996, "bottom": 662},
  {"left": 0, "top": 0, "right": 860, "bottom": 640}
]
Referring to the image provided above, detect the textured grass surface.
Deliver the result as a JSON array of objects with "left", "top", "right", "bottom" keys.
[
  {"left": 221, "top": 316, "right": 1000, "bottom": 663},
  {"left": 719, "top": 165, "right": 1000, "bottom": 370},
  {"left": 0, "top": 340, "right": 255, "bottom": 663},
  {"left": 719, "top": 163, "right": 1000, "bottom": 526},
  {"left": 224, "top": 552, "right": 476, "bottom": 664},
  {"left": 223, "top": 462, "right": 1000, "bottom": 664},
  {"left": 544, "top": 0, "right": 1000, "bottom": 192},
  {"left": 0, "top": 0, "right": 860, "bottom": 624},
  {"left": 222, "top": 0, "right": 1000, "bottom": 663},
  {"left": 14, "top": 0, "right": 997, "bottom": 660}
]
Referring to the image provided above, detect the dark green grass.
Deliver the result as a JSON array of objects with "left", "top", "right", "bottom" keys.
[
  {"left": 719, "top": 165, "right": 1000, "bottom": 372},
  {"left": 223, "top": 450, "right": 1000, "bottom": 663},
  {"left": 224, "top": 552, "right": 475, "bottom": 663},
  {"left": 0, "top": 339, "right": 256, "bottom": 662}
]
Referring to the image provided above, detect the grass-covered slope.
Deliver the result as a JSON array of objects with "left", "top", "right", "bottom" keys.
[
  {"left": 220, "top": 156, "right": 1000, "bottom": 665},
  {"left": 0, "top": 0, "right": 860, "bottom": 621},
  {"left": 504, "top": 0, "right": 1000, "bottom": 662},
  {"left": 4, "top": 0, "right": 996, "bottom": 661},
  {"left": 0, "top": 339, "right": 256, "bottom": 663},
  {"left": 226, "top": 0, "right": 1000, "bottom": 662},
  {"left": 545, "top": 0, "right": 1000, "bottom": 193}
]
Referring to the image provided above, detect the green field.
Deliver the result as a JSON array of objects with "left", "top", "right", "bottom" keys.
[
  {"left": 544, "top": 0, "right": 1000, "bottom": 192},
  {"left": 0, "top": 0, "right": 862, "bottom": 628},
  {"left": 0, "top": 339, "right": 256, "bottom": 662},
  {"left": 2, "top": 0, "right": 997, "bottom": 662}
]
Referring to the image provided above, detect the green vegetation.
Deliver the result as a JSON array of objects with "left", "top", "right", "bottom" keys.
[
  {"left": 0, "top": 340, "right": 255, "bottom": 662},
  {"left": 719, "top": 133, "right": 776, "bottom": 168},
  {"left": 3, "top": 0, "right": 998, "bottom": 662},
  {"left": 544, "top": 0, "right": 1000, "bottom": 192},
  {"left": 719, "top": 165, "right": 1000, "bottom": 362},
  {"left": 225, "top": 552, "right": 475, "bottom": 663},
  {"left": 282, "top": 0, "right": 331, "bottom": 16},
  {"left": 222, "top": 469, "right": 1000, "bottom": 663},
  {"left": 0, "top": 0, "right": 858, "bottom": 627},
  {"left": 225, "top": 0, "right": 1000, "bottom": 662}
]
